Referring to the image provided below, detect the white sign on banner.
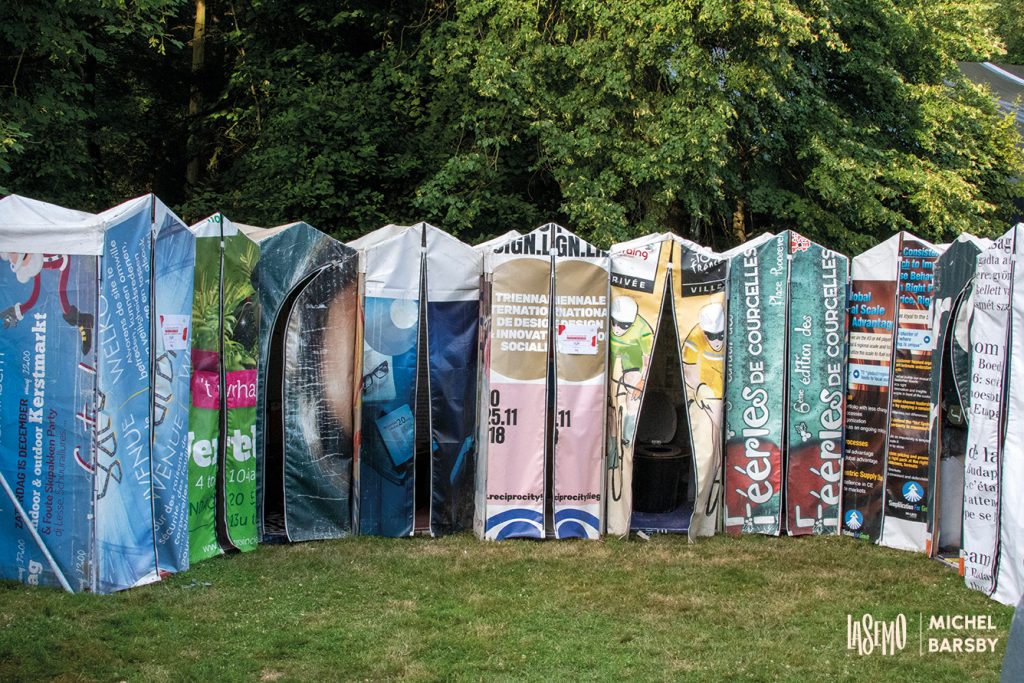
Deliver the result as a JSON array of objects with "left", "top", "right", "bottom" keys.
[
  {"left": 556, "top": 321, "right": 599, "bottom": 355},
  {"left": 159, "top": 314, "right": 190, "bottom": 351}
]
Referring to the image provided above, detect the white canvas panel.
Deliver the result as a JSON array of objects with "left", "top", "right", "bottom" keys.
[
  {"left": 425, "top": 224, "right": 481, "bottom": 303},
  {"left": 962, "top": 230, "right": 1014, "bottom": 596},
  {"left": 995, "top": 223, "right": 1024, "bottom": 605}
]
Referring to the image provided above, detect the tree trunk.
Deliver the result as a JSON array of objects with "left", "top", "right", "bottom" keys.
[
  {"left": 731, "top": 197, "right": 747, "bottom": 245},
  {"left": 186, "top": 0, "right": 207, "bottom": 188}
]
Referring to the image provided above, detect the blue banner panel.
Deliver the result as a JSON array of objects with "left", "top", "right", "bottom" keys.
[
  {"left": 0, "top": 252, "right": 97, "bottom": 591},
  {"left": 359, "top": 295, "right": 418, "bottom": 537},
  {"left": 95, "top": 211, "right": 159, "bottom": 593},
  {"left": 152, "top": 215, "right": 195, "bottom": 574},
  {"left": 427, "top": 300, "right": 479, "bottom": 535}
]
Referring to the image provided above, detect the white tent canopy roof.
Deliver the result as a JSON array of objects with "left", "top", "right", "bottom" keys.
[
  {"left": 474, "top": 230, "right": 522, "bottom": 252},
  {"left": 719, "top": 231, "right": 776, "bottom": 259},
  {"left": 0, "top": 194, "right": 155, "bottom": 256},
  {"left": 347, "top": 223, "right": 418, "bottom": 251}
]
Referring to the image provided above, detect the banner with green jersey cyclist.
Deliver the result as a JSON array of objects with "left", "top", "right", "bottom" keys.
[{"left": 606, "top": 236, "right": 672, "bottom": 536}]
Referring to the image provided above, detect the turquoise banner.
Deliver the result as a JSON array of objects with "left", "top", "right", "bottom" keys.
[
  {"left": 785, "top": 235, "right": 848, "bottom": 535},
  {"left": 723, "top": 234, "right": 787, "bottom": 535}
]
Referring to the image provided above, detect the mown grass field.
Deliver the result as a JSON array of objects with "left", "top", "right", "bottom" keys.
[{"left": 0, "top": 534, "right": 1013, "bottom": 681}]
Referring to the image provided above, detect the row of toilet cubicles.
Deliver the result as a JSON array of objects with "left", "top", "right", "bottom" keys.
[{"left": 0, "top": 193, "right": 1021, "bottom": 606}]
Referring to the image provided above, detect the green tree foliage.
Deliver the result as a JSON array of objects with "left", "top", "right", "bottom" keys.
[
  {"left": 0, "top": 0, "right": 190, "bottom": 209},
  {"left": 397, "top": 0, "right": 1023, "bottom": 250},
  {"left": 990, "top": 0, "right": 1024, "bottom": 63},
  {"left": 1, "top": 1, "right": 1021, "bottom": 251}
]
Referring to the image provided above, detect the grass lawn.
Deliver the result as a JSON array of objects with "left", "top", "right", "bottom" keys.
[{"left": 0, "top": 534, "right": 1013, "bottom": 681}]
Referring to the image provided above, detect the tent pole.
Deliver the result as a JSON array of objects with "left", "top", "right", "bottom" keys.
[{"left": 0, "top": 472, "right": 73, "bottom": 593}]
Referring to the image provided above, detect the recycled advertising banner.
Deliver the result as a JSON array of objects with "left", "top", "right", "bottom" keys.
[
  {"left": 188, "top": 215, "right": 260, "bottom": 561},
  {"left": 353, "top": 223, "right": 481, "bottom": 538},
  {"left": 606, "top": 236, "right": 672, "bottom": 537},
  {"left": 219, "top": 227, "right": 259, "bottom": 552},
  {"left": 962, "top": 231, "right": 1012, "bottom": 596},
  {"left": 246, "top": 223, "right": 355, "bottom": 543},
  {"left": 0, "top": 225, "right": 97, "bottom": 590},
  {"left": 879, "top": 237, "right": 941, "bottom": 552},
  {"left": 842, "top": 235, "right": 901, "bottom": 541},
  {"left": 357, "top": 227, "right": 421, "bottom": 537},
  {"left": 997, "top": 227, "right": 1024, "bottom": 606},
  {"left": 671, "top": 238, "right": 728, "bottom": 539},
  {"left": 925, "top": 236, "right": 986, "bottom": 555},
  {"left": 283, "top": 263, "right": 358, "bottom": 540},
  {"left": 95, "top": 206, "right": 159, "bottom": 592},
  {"left": 483, "top": 226, "right": 552, "bottom": 539},
  {"left": 724, "top": 233, "right": 787, "bottom": 536},
  {"left": 473, "top": 232, "right": 519, "bottom": 539},
  {"left": 0, "top": 194, "right": 187, "bottom": 592},
  {"left": 552, "top": 230, "right": 608, "bottom": 539},
  {"left": 425, "top": 227, "right": 481, "bottom": 536},
  {"left": 152, "top": 209, "right": 196, "bottom": 573},
  {"left": 187, "top": 218, "right": 223, "bottom": 563},
  {"left": 786, "top": 235, "right": 848, "bottom": 536}
]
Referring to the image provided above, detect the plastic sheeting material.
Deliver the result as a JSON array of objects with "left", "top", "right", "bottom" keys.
[
  {"left": 840, "top": 232, "right": 946, "bottom": 549},
  {"left": 245, "top": 222, "right": 357, "bottom": 543},
  {"left": 924, "top": 235, "right": 989, "bottom": 557},
  {"left": 478, "top": 224, "right": 607, "bottom": 540},
  {"left": 605, "top": 234, "right": 726, "bottom": 539}
]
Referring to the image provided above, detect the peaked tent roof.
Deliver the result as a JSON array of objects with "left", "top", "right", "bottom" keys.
[{"left": 0, "top": 194, "right": 165, "bottom": 255}]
